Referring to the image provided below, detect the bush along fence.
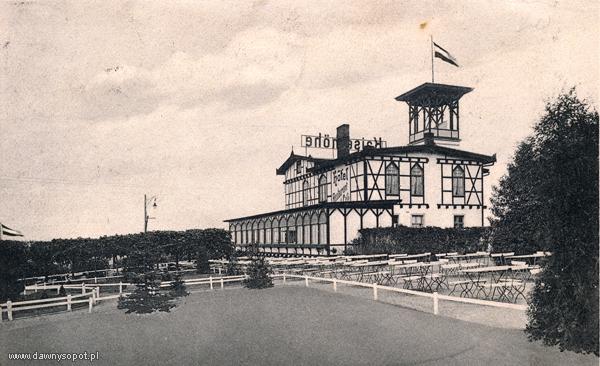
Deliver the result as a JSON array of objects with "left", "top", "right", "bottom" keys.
[
  {"left": 352, "top": 226, "right": 489, "bottom": 255},
  {"left": 0, "top": 274, "right": 248, "bottom": 321}
]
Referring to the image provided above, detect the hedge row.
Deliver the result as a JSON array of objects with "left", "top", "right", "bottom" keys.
[{"left": 352, "top": 226, "right": 489, "bottom": 255}]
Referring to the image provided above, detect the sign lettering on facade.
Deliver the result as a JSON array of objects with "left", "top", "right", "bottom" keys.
[
  {"left": 301, "top": 133, "right": 387, "bottom": 151},
  {"left": 331, "top": 166, "right": 350, "bottom": 202}
]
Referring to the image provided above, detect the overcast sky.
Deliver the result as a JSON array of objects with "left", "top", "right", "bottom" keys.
[{"left": 1, "top": 0, "right": 598, "bottom": 240}]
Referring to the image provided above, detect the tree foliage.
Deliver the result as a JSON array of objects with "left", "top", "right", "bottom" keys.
[
  {"left": 243, "top": 256, "right": 273, "bottom": 289},
  {"left": 490, "top": 90, "right": 599, "bottom": 355},
  {"left": 0, "top": 241, "right": 27, "bottom": 302},
  {"left": 0, "top": 228, "right": 233, "bottom": 296}
]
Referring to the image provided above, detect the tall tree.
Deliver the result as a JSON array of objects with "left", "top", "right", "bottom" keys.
[{"left": 490, "top": 89, "right": 599, "bottom": 355}]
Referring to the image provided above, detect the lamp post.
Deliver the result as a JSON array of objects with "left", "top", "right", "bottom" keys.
[{"left": 144, "top": 194, "right": 158, "bottom": 233}]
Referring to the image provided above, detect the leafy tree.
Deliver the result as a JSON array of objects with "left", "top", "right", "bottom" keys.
[
  {"left": 196, "top": 246, "right": 210, "bottom": 274},
  {"left": 490, "top": 90, "right": 598, "bottom": 355},
  {"left": 243, "top": 256, "right": 273, "bottom": 289}
]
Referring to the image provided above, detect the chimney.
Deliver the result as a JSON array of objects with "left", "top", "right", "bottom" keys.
[
  {"left": 336, "top": 124, "right": 350, "bottom": 158},
  {"left": 423, "top": 132, "right": 436, "bottom": 146}
]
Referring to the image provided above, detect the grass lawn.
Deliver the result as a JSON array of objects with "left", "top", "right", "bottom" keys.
[{"left": 1, "top": 287, "right": 596, "bottom": 366}]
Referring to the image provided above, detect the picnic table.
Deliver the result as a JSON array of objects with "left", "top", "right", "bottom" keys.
[
  {"left": 446, "top": 252, "right": 489, "bottom": 265},
  {"left": 393, "top": 253, "right": 431, "bottom": 262},
  {"left": 345, "top": 254, "right": 389, "bottom": 262},
  {"left": 506, "top": 252, "right": 551, "bottom": 266},
  {"left": 460, "top": 265, "right": 531, "bottom": 302},
  {"left": 345, "top": 260, "right": 390, "bottom": 283},
  {"left": 381, "top": 261, "right": 441, "bottom": 290}
]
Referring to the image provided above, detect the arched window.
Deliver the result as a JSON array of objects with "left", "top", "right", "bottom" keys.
[
  {"left": 251, "top": 221, "right": 258, "bottom": 244},
  {"left": 302, "top": 180, "right": 310, "bottom": 206},
  {"left": 410, "top": 164, "right": 424, "bottom": 197},
  {"left": 296, "top": 215, "right": 304, "bottom": 244},
  {"left": 311, "top": 213, "right": 319, "bottom": 245},
  {"left": 287, "top": 217, "right": 297, "bottom": 244},
  {"left": 318, "top": 175, "right": 328, "bottom": 203},
  {"left": 272, "top": 218, "right": 280, "bottom": 244},
  {"left": 241, "top": 223, "right": 247, "bottom": 244},
  {"left": 452, "top": 166, "right": 465, "bottom": 197},
  {"left": 280, "top": 217, "right": 288, "bottom": 244},
  {"left": 385, "top": 163, "right": 399, "bottom": 196},
  {"left": 319, "top": 212, "right": 327, "bottom": 245},
  {"left": 265, "top": 219, "right": 272, "bottom": 244},
  {"left": 303, "top": 215, "right": 311, "bottom": 245},
  {"left": 258, "top": 220, "right": 265, "bottom": 244}
]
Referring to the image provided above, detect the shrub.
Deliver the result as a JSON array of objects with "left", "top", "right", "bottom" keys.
[
  {"left": 169, "top": 275, "right": 189, "bottom": 298},
  {"left": 117, "top": 272, "right": 175, "bottom": 314},
  {"left": 226, "top": 258, "right": 240, "bottom": 276},
  {"left": 243, "top": 256, "right": 273, "bottom": 289},
  {"left": 353, "top": 226, "right": 488, "bottom": 255}
]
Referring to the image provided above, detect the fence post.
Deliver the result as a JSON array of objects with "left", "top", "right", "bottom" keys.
[
  {"left": 119, "top": 282, "right": 123, "bottom": 294},
  {"left": 96, "top": 286, "right": 100, "bottom": 299},
  {"left": 304, "top": 276, "right": 309, "bottom": 287},
  {"left": 7, "top": 301, "right": 13, "bottom": 321},
  {"left": 67, "top": 295, "right": 72, "bottom": 311},
  {"left": 283, "top": 273, "right": 286, "bottom": 284},
  {"left": 333, "top": 279, "right": 337, "bottom": 292},
  {"left": 433, "top": 292, "right": 439, "bottom": 315},
  {"left": 33, "top": 283, "right": 37, "bottom": 293},
  {"left": 373, "top": 284, "right": 378, "bottom": 301},
  {"left": 88, "top": 297, "right": 93, "bottom": 313},
  {"left": 209, "top": 276, "right": 213, "bottom": 290},
  {"left": 220, "top": 278, "right": 224, "bottom": 289},
  {"left": 218, "top": 267, "right": 222, "bottom": 275},
  {"left": 81, "top": 283, "right": 85, "bottom": 295},
  {"left": 94, "top": 277, "right": 97, "bottom": 284}
]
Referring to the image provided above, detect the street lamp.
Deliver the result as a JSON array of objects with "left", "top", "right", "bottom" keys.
[{"left": 144, "top": 194, "right": 158, "bottom": 233}]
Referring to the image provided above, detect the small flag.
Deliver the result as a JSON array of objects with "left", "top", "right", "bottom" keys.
[
  {"left": 1, "top": 223, "right": 24, "bottom": 237},
  {"left": 433, "top": 42, "right": 459, "bottom": 67}
]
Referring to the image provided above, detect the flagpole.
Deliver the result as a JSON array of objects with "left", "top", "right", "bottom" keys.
[{"left": 430, "top": 35, "right": 434, "bottom": 83}]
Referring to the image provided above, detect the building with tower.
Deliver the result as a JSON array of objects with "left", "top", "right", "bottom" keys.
[{"left": 225, "top": 83, "right": 496, "bottom": 256}]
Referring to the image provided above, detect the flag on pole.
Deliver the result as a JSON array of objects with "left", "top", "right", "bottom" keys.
[
  {"left": 1, "top": 223, "right": 24, "bottom": 237},
  {"left": 433, "top": 42, "right": 459, "bottom": 67}
]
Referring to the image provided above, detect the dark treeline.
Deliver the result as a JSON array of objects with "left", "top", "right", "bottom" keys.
[
  {"left": 0, "top": 229, "right": 233, "bottom": 301},
  {"left": 353, "top": 226, "right": 488, "bottom": 255}
]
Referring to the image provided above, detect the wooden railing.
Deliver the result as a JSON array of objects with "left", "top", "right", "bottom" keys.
[
  {"left": 274, "top": 273, "right": 528, "bottom": 313},
  {"left": 3, "top": 275, "right": 249, "bottom": 322}
]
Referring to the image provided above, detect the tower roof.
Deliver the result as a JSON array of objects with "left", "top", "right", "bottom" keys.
[{"left": 395, "top": 83, "right": 473, "bottom": 107}]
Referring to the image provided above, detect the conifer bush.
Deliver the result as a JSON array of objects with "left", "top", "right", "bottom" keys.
[
  {"left": 243, "top": 256, "right": 273, "bottom": 289},
  {"left": 118, "top": 272, "right": 175, "bottom": 314}
]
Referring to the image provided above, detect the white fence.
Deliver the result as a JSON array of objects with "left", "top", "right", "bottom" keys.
[
  {"left": 274, "top": 273, "right": 528, "bottom": 314},
  {"left": 3, "top": 272, "right": 526, "bottom": 323},
  {"left": 2, "top": 275, "right": 249, "bottom": 322}
]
